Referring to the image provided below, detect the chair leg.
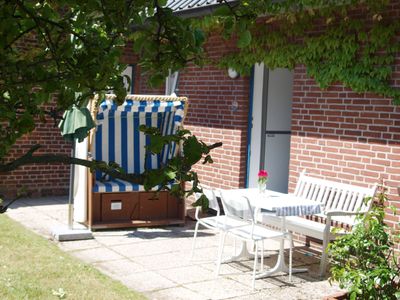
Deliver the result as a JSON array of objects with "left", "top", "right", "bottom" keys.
[
  {"left": 319, "top": 238, "right": 329, "bottom": 277},
  {"left": 215, "top": 232, "right": 226, "bottom": 277},
  {"left": 288, "top": 235, "right": 293, "bottom": 282},
  {"left": 291, "top": 235, "right": 295, "bottom": 251},
  {"left": 252, "top": 241, "right": 258, "bottom": 291},
  {"left": 260, "top": 240, "right": 264, "bottom": 272},
  {"left": 216, "top": 231, "right": 224, "bottom": 262},
  {"left": 190, "top": 221, "right": 200, "bottom": 260}
]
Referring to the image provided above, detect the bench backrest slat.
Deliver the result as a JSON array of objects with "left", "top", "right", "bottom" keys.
[
  {"left": 320, "top": 186, "right": 331, "bottom": 207},
  {"left": 343, "top": 191, "right": 356, "bottom": 211},
  {"left": 336, "top": 190, "right": 349, "bottom": 211}
]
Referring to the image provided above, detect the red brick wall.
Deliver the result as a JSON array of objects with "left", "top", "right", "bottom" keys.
[
  {"left": 137, "top": 35, "right": 250, "bottom": 189},
  {"left": 289, "top": 64, "right": 400, "bottom": 248},
  {"left": 287, "top": 2, "right": 400, "bottom": 250},
  {"left": 0, "top": 103, "right": 72, "bottom": 198}
]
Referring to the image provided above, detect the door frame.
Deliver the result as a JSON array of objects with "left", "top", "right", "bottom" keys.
[
  {"left": 247, "top": 63, "right": 269, "bottom": 187},
  {"left": 247, "top": 64, "right": 293, "bottom": 190}
]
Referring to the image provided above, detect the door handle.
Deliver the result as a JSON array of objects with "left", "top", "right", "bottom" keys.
[{"left": 265, "top": 131, "right": 291, "bottom": 136}]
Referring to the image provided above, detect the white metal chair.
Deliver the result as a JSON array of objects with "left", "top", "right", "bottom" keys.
[
  {"left": 190, "top": 188, "right": 249, "bottom": 260},
  {"left": 217, "top": 190, "right": 293, "bottom": 290}
]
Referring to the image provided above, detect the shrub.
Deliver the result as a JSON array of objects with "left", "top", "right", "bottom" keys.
[{"left": 328, "top": 188, "right": 400, "bottom": 300}]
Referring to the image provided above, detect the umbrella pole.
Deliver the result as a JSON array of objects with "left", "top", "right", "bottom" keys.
[{"left": 68, "top": 139, "right": 76, "bottom": 230}]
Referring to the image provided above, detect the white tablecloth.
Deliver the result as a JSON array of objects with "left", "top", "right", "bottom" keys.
[{"left": 227, "top": 188, "right": 322, "bottom": 217}]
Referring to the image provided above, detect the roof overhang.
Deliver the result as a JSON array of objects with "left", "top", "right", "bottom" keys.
[{"left": 167, "top": 0, "right": 239, "bottom": 18}]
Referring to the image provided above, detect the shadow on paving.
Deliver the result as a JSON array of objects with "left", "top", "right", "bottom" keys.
[
  {"left": 8, "top": 196, "right": 68, "bottom": 208},
  {"left": 91, "top": 219, "right": 214, "bottom": 240},
  {"left": 222, "top": 246, "right": 326, "bottom": 280}
]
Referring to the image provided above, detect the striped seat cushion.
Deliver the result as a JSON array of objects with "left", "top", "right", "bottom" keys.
[
  {"left": 93, "top": 179, "right": 145, "bottom": 193},
  {"left": 92, "top": 97, "right": 185, "bottom": 192},
  {"left": 93, "top": 179, "right": 173, "bottom": 193}
]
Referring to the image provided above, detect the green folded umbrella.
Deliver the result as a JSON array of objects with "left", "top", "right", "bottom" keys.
[
  {"left": 58, "top": 104, "right": 96, "bottom": 230},
  {"left": 59, "top": 105, "right": 95, "bottom": 142}
]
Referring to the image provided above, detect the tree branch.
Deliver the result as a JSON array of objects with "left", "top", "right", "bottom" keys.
[
  {"left": 0, "top": 142, "right": 223, "bottom": 183},
  {"left": 0, "top": 144, "right": 144, "bottom": 184},
  {"left": 3, "top": 25, "right": 36, "bottom": 50},
  {"left": 207, "top": 142, "right": 223, "bottom": 151}
]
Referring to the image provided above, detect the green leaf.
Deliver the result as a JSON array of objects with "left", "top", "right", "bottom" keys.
[
  {"left": 237, "top": 30, "right": 251, "bottom": 48},
  {"left": 148, "top": 73, "right": 165, "bottom": 87},
  {"left": 213, "top": 5, "right": 231, "bottom": 16},
  {"left": 349, "top": 292, "right": 356, "bottom": 300},
  {"left": 183, "top": 136, "right": 203, "bottom": 165},
  {"left": 194, "top": 28, "right": 205, "bottom": 47},
  {"left": 171, "top": 184, "right": 181, "bottom": 194},
  {"left": 164, "top": 169, "right": 176, "bottom": 180},
  {"left": 147, "top": 135, "right": 166, "bottom": 154},
  {"left": 192, "top": 194, "right": 209, "bottom": 212},
  {"left": 143, "top": 169, "right": 164, "bottom": 190},
  {"left": 18, "top": 113, "right": 35, "bottom": 134}
]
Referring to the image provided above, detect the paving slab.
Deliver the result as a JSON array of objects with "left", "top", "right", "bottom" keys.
[
  {"left": 93, "top": 230, "right": 145, "bottom": 246},
  {"left": 133, "top": 251, "right": 195, "bottom": 271},
  {"left": 94, "top": 258, "right": 147, "bottom": 277},
  {"left": 148, "top": 286, "right": 208, "bottom": 300},
  {"left": 157, "top": 265, "right": 215, "bottom": 285},
  {"left": 110, "top": 238, "right": 191, "bottom": 258},
  {"left": 185, "top": 277, "right": 251, "bottom": 299},
  {"left": 59, "top": 239, "right": 103, "bottom": 252},
  {"left": 119, "top": 271, "right": 177, "bottom": 292},
  {"left": 71, "top": 247, "right": 124, "bottom": 263}
]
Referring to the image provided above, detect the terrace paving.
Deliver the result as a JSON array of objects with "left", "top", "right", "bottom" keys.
[{"left": 6, "top": 196, "right": 343, "bottom": 299}]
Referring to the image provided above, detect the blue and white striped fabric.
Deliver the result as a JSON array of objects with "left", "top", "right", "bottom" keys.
[
  {"left": 93, "top": 179, "right": 145, "bottom": 193},
  {"left": 273, "top": 203, "right": 321, "bottom": 217},
  {"left": 261, "top": 195, "right": 322, "bottom": 217},
  {"left": 92, "top": 97, "right": 186, "bottom": 193}
]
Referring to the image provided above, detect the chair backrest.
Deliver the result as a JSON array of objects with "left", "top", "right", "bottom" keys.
[
  {"left": 219, "top": 190, "right": 254, "bottom": 222},
  {"left": 91, "top": 95, "right": 187, "bottom": 180}
]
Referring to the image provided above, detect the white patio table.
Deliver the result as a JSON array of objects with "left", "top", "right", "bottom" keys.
[{"left": 220, "top": 188, "right": 323, "bottom": 278}]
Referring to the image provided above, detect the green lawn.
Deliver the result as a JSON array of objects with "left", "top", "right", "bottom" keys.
[{"left": 0, "top": 215, "right": 146, "bottom": 300}]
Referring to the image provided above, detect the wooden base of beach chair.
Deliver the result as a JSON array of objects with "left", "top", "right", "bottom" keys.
[{"left": 88, "top": 191, "right": 185, "bottom": 229}]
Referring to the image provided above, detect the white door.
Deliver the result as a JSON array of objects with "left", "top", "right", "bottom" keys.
[{"left": 248, "top": 64, "right": 293, "bottom": 193}]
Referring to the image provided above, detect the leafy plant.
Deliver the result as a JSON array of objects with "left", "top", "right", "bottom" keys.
[
  {"left": 328, "top": 188, "right": 400, "bottom": 300},
  {"left": 0, "top": 1, "right": 218, "bottom": 206},
  {"left": 212, "top": 0, "right": 400, "bottom": 104},
  {"left": 139, "top": 125, "right": 221, "bottom": 202},
  {"left": 0, "top": 1, "right": 206, "bottom": 162}
]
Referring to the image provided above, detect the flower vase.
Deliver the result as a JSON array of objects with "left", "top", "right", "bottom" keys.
[{"left": 258, "top": 182, "right": 266, "bottom": 194}]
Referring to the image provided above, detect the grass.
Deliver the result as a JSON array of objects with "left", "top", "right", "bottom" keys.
[{"left": 0, "top": 215, "right": 146, "bottom": 300}]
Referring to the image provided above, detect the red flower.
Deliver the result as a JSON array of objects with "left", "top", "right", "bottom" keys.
[{"left": 258, "top": 170, "right": 268, "bottom": 177}]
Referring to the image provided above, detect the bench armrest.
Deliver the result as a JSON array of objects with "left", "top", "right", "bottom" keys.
[{"left": 325, "top": 210, "right": 368, "bottom": 217}]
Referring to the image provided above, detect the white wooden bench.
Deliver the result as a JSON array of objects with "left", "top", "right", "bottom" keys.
[{"left": 258, "top": 171, "right": 377, "bottom": 276}]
